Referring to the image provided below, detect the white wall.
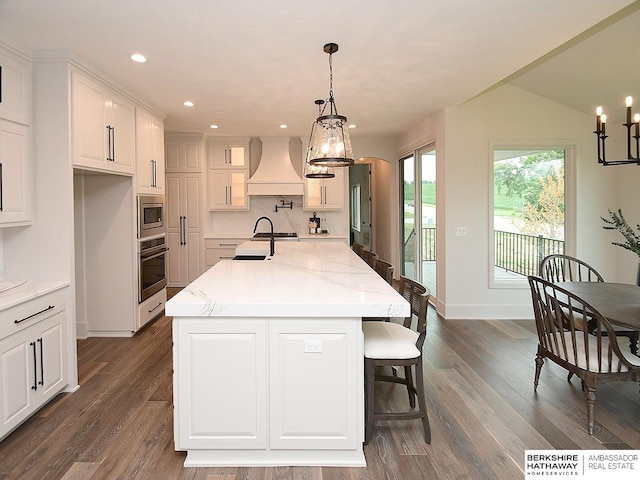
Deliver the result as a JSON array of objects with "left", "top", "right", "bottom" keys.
[{"left": 397, "top": 84, "right": 624, "bottom": 319}]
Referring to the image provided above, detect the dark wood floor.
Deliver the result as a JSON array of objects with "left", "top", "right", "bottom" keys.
[{"left": 1, "top": 305, "right": 638, "bottom": 480}]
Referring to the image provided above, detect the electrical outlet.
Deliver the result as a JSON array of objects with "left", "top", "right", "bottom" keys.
[
  {"left": 455, "top": 227, "right": 467, "bottom": 237},
  {"left": 304, "top": 339, "right": 323, "bottom": 353}
]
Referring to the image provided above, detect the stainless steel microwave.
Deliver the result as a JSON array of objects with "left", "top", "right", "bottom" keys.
[{"left": 138, "top": 195, "right": 165, "bottom": 238}]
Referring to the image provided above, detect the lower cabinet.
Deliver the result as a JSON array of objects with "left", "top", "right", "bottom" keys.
[
  {"left": 173, "top": 317, "right": 362, "bottom": 462},
  {"left": 0, "top": 289, "right": 68, "bottom": 441},
  {"left": 204, "top": 238, "right": 251, "bottom": 268},
  {"left": 137, "top": 288, "right": 167, "bottom": 331}
]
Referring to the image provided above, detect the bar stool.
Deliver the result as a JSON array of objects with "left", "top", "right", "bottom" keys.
[{"left": 363, "top": 276, "right": 431, "bottom": 444}]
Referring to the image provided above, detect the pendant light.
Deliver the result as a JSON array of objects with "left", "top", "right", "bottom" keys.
[
  {"left": 308, "top": 43, "right": 354, "bottom": 167},
  {"left": 304, "top": 100, "right": 335, "bottom": 178}
]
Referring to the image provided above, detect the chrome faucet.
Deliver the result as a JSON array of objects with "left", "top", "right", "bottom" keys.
[{"left": 253, "top": 216, "right": 275, "bottom": 256}]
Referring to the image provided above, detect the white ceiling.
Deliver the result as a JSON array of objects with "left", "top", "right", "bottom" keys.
[{"left": 0, "top": 0, "right": 637, "bottom": 137}]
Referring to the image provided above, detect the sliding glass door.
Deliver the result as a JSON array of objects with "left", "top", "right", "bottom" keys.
[{"left": 400, "top": 144, "right": 437, "bottom": 296}]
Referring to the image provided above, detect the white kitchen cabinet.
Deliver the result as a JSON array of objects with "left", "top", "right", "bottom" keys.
[
  {"left": 0, "top": 119, "right": 31, "bottom": 226},
  {"left": 207, "top": 170, "right": 249, "bottom": 211},
  {"left": 137, "top": 288, "right": 166, "bottom": 331},
  {"left": 173, "top": 316, "right": 361, "bottom": 461},
  {"left": 167, "top": 173, "right": 202, "bottom": 287},
  {"left": 174, "top": 319, "right": 268, "bottom": 449},
  {"left": 207, "top": 137, "right": 250, "bottom": 211},
  {"left": 204, "top": 237, "right": 251, "bottom": 267},
  {"left": 136, "top": 108, "right": 165, "bottom": 194},
  {"left": 269, "top": 320, "right": 359, "bottom": 450},
  {"left": 165, "top": 133, "right": 203, "bottom": 172},
  {"left": 303, "top": 166, "right": 344, "bottom": 211},
  {"left": 72, "top": 71, "right": 135, "bottom": 175},
  {"left": 0, "top": 287, "right": 68, "bottom": 441},
  {"left": 0, "top": 49, "right": 31, "bottom": 125},
  {"left": 207, "top": 137, "right": 249, "bottom": 169}
]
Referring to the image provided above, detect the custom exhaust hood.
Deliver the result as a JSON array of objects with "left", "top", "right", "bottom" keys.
[{"left": 247, "top": 137, "right": 304, "bottom": 196}]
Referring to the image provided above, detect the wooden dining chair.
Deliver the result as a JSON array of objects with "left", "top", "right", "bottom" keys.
[
  {"left": 539, "top": 254, "right": 604, "bottom": 283},
  {"left": 363, "top": 276, "right": 431, "bottom": 444},
  {"left": 528, "top": 276, "right": 640, "bottom": 434},
  {"left": 540, "top": 253, "right": 638, "bottom": 358}
]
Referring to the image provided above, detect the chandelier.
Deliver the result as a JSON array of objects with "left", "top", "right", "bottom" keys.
[
  {"left": 307, "top": 43, "right": 353, "bottom": 168},
  {"left": 594, "top": 96, "right": 640, "bottom": 165}
]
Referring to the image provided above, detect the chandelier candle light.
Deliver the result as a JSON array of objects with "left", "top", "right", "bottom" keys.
[
  {"left": 594, "top": 96, "right": 640, "bottom": 165},
  {"left": 307, "top": 42, "right": 354, "bottom": 168}
]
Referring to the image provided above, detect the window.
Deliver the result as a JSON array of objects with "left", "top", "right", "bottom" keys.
[{"left": 490, "top": 145, "right": 573, "bottom": 287}]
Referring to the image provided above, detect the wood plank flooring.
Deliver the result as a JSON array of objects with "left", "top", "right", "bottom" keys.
[{"left": 1, "top": 304, "right": 638, "bottom": 479}]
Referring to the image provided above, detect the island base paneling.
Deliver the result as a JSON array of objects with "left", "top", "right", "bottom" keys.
[{"left": 173, "top": 316, "right": 365, "bottom": 467}]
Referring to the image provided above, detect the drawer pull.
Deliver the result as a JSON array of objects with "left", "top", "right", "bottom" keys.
[
  {"left": 148, "top": 301, "right": 163, "bottom": 313},
  {"left": 218, "top": 243, "right": 238, "bottom": 247},
  {"left": 15, "top": 305, "right": 55, "bottom": 324}
]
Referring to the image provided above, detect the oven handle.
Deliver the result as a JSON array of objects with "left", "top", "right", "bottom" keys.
[{"left": 140, "top": 248, "right": 168, "bottom": 260}]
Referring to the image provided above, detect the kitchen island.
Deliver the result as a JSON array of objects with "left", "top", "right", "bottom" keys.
[{"left": 166, "top": 241, "right": 409, "bottom": 467}]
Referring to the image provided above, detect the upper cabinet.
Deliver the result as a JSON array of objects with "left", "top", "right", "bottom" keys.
[
  {"left": 0, "top": 49, "right": 31, "bottom": 125},
  {"left": 72, "top": 71, "right": 135, "bottom": 175},
  {"left": 303, "top": 166, "right": 344, "bottom": 211},
  {"left": 207, "top": 138, "right": 249, "bottom": 169},
  {"left": 165, "top": 133, "right": 203, "bottom": 173},
  {"left": 136, "top": 108, "right": 165, "bottom": 194},
  {"left": 207, "top": 137, "right": 250, "bottom": 211},
  {"left": 0, "top": 47, "right": 31, "bottom": 227},
  {"left": 0, "top": 119, "right": 31, "bottom": 226}
]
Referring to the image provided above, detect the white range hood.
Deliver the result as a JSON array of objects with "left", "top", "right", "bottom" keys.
[{"left": 247, "top": 137, "right": 304, "bottom": 196}]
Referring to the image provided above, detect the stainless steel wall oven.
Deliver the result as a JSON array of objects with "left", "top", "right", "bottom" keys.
[{"left": 139, "top": 235, "right": 167, "bottom": 303}]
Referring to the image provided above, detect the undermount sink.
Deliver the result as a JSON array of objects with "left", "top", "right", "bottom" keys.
[{"left": 232, "top": 255, "right": 268, "bottom": 261}]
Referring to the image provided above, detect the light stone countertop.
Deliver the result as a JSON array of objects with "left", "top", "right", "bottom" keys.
[
  {"left": 166, "top": 241, "right": 409, "bottom": 318},
  {"left": 0, "top": 281, "right": 70, "bottom": 312}
]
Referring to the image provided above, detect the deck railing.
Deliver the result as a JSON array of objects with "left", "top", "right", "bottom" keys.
[{"left": 414, "top": 227, "right": 564, "bottom": 277}]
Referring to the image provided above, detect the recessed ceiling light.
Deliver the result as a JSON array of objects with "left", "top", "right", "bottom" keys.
[
  {"left": 280, "top": 124, "right": 287, "bottom": 129},
  {"left": 130, "top": 53, "right": 147, "bottom": 63},
  {"left": 210, "top": 124, "right": 219, "bottom": 129},
  {"left": 348, "top": 124, "right": 357, "bottom": 129},
  {"left": 183, "top": 101, "right": 194, "bottom": 107}
]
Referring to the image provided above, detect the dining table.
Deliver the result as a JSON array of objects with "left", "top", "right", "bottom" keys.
[{"left": 557, "top": 281, "right": 640, "bottom": 356}]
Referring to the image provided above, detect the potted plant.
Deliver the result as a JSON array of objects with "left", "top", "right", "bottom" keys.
[{"left": 601, "top": 208, "right": 640, "bottom": 285}]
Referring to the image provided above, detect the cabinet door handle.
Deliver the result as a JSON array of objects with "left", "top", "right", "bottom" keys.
[
  {"left": 37, "top": 338, "right": 44, "bottom": 386},
  {"left": 151, "top": 159, "right": 157, "bottom": 187},
  {"left": 183, "top": 216, "right": 187, "bottom": 245},
  {"left": 106, "top": 125, "right": 112, "bottom": 161},
  {"left": 111, "top": 126, "right": 115, "bottom": 162},
  {"left": 30, "top": 341, "right": 37, "bottom": 391},
  {"left": 229, "top": 186, "right": 232, "bottom": 205},
  {"left": 0, "top": 65, "right": 2, "bottom": 103},
  {"left": 0, "top": 162, "right": 3, "bottom": 212},
  {"left": 14, "top": 305, "right": 55, "bottom": 324}
]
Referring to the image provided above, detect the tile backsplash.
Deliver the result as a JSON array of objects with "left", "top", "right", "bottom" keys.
[{"left": 206, "top": 195, "right": 346, "bottom": 236}]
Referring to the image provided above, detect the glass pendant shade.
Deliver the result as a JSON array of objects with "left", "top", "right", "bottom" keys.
[{"left": 308, "top": 113, "right": 353, "bottom": 167}]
